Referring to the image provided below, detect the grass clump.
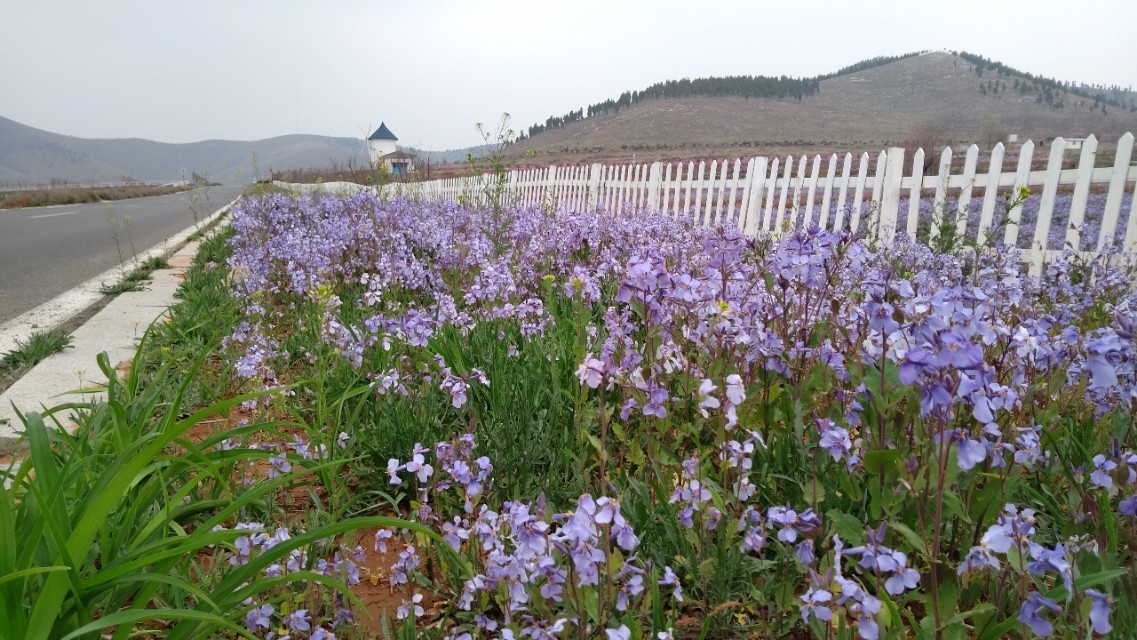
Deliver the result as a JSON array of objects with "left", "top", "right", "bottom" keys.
[
  {"left": 0, "top": 329, "right": 72, "bottom": 373},
  {"left": 99, "top": 256, "right": 171, "bottom": 294}
]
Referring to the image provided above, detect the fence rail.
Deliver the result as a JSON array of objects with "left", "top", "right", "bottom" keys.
[{"left": 403, "top": 133, "right": 1137, "bottom": 274}]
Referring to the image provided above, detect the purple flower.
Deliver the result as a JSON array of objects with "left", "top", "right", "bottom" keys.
[
  {"left": 1120, "top": 495, "right": 1137, "bottom": 516},
  {"left": 1085, "top": 354, "right": 1118, "bottom": 390},
  {"left": 404, "top": 448, "right": 434, "bottom": 483},
  {"left": 980, "top": 504, "right": 1036, "bottom": 553},
  {"left": 1090, "top": 454, "right": 1117, "bottom": 489},
  {"left": 885, "top": 564, "right": 920, "bottom": 595},
  {"left": 576, "top": 356, "right": 606, "bottom": 388},
  {"left": 659, "top": 565, "right": 683, "bottom": 602},
  {"left": 642, "top": 384, "right": 669, "bottom": 418},
  {"left": 374, "top": 528, "right": 393, "bottom": 553},
  {"left": 936, "top": 330, "right": 984, "bottom": 370},
  {"left": 817, "top": 418, "right": 853, "bottom": 463},
  {"left": 245, "top": 603, "right": 274, "bottom": 631},
  {"left": 767, "top": 506, "right": 799, "bottom": 542},
  {"left": 386, "top": 458, "right": 403, "bottom": 485},
  {"left": 287, "top": 609, "right": 311, "bottom": 632},
  {"left": 957, "top": 436, "right": 988, "bottom": 471},
  {"left": 1026, "top": 544, "right": 1072, "bottom": 597},
  {"left": 606, "top": 625, "right": 631, "bottom": 640},
  {"left": 396, "top": 593, "right": 425, "bottom": 619},
  {"left": 800, "top": 585, "right": 833, "bottom": 623},
  {"left": 898, "top": 347, "right": 932, "bottom": 385},
  {"left": 867, "top": 301, "right": 899, "bottom": 334},
  {"left": 1084, "top": 589, "right": 1112, "bottom": 634},
  {"left": 724, "top": 374, "right": 746, "bottom": 405},
  {"left": 957, "top": 544, "right": 1001, "bottom": 574},
  {"left": 697, "top": 379, "right": 720, "bottom": 416},
  {"left": 267, "top": 454, "right": 291, "bottom": 479},
  {"left": 1018, "top": 591, "right": 1060, "bottom": 637},
  {"left": 795, "top": 539, "right": 815, "bottom": 565}
]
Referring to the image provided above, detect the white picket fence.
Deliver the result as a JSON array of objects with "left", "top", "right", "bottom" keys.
[{"left": 405, "top": 133, "right": 1137, "bottom": 274}]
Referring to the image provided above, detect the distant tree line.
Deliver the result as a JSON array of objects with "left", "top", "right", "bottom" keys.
[
  {"left": 958, "top": 51, "right": 1136, "bottom": 112},
  {"left": 814, "top": 52, "right": 925, "bottom": 80},
  {"left": 520, "top": 52, "right": 928, "bottom": 141}
]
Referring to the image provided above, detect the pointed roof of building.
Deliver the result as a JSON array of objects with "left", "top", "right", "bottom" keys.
[{"left": 368, "top": 122, "right": 398, "bottom": 141}]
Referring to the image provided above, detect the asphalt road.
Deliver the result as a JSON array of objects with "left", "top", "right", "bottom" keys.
[{"left": 0, "top": 185, "right": 245, "bottom": 325}]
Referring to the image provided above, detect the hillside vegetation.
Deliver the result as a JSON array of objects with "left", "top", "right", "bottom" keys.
[{"left": 509, "top": 51, "right": 1137, "bottom": 165}]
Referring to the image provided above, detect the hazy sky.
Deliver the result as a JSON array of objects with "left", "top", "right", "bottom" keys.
[{"left": 3, "top": 0, "right": 1135, "bottom": 151}]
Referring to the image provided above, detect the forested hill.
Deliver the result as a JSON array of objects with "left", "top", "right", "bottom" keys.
[
  {"left": 520, "top": 52, "right": 926, "bottom": 139},
  {"left": 518, "top": 51, "right": 1136, "bottom": 143}
]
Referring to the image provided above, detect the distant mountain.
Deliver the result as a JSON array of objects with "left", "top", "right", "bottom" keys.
[
  {"left": 510, "top": 51, "right": 1137, "bottom": 164},
  {"left": 411, "top": 143, "right": 497, "bottom": 165},
  {"left": 0, "top": 116, "right": 367, "bottom": 186}
]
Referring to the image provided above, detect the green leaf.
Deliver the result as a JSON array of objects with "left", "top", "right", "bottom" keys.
[
  {"left": 919, "top": 614, "right": 936, "bottom": 639},
  {"left": 941, "top": 490, "right": 972, "bottom": 524},
  {"left": 1074, "top": 568, "right": 1128, "bottom": 591},
  {"left": 0, "top": 565, "right": 71, "bottom": 587},
  {"left": 60, "top": 609, "right": 253, "bottom": 640},
  {"left": 941, "top": 623, "right": 965, "bottom": 640},
  {"left": 698, "top": 557, "right": 718, "bottom": 580},
  {"left": 889, "top": 521, "right": 929, "bottom": 556},
  {"left": 610, "top": 421, "right": 625, "bottom": 441},
  {"left": 826, "top": 510, "right": 865, "bottom": 545},
  {"left": 940, "top": 603, "right": 994, "bottom": 629},
  {"left": 977, "top": 615, "right": 1020, "bottom": 640},
  {"left": 864, "top": 449, "right": 902, "bottom": 474},
  {"left": 801, "top": 477, "right": 825, "bottom": 505}
]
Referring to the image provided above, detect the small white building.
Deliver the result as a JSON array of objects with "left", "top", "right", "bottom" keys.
[{"left": 367, "top": 122, "right": 415, "bottom": 174}]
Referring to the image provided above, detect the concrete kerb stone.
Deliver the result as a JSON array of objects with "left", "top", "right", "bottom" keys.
[{"left": 0, "top": 199, "right": 237, "bottom": 454}]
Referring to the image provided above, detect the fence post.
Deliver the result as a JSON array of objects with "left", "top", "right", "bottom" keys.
[
  {"left": 647, "top": 162, "right": 663, "bottom": 210},
  {"left": 744, "top": 157, "right": 767, "bottom": 237},
  {"left": 878, "top": 147, "right": 905, "bottom": 241},
  {"left": 1064, "top": 134, "right": 1098, "bottom": 251},
  {"left": 1098, "top": 132, "right": 1134, "bottom": 251},
  {"left": 587, "top": 163, "right": 602, "bottom": 210},
  {"left": 544, "top": 166, "right": 556, "bottom": 207}
]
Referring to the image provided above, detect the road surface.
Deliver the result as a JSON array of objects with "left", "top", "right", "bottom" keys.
[{"left": 0, "top": 185, "right": 245, "bottom": 326}]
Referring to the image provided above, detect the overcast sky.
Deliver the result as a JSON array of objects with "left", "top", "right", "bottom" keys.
[{"left": 2, "top": 0, "right": 1134, "bottom": 151}]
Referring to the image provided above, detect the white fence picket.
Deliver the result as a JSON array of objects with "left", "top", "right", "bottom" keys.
[
  {"left": 1099, "top": 132, "right": 1134, "bottom": 251},
  {"left": 977, "top": 143, "right": 1005, "bottom": 242},
  {"left": 1005, "top": 140, "right": 1035, "bottom": 248},
  {"left": 929, "top": 147, "right": 952, "bottom": 243},
  {"left": 834, "top": 153, "right": 853, "bottom": 232},
  {"left": 957, "top": 145, "right": 979, "bottom": 240},
  {"left": 818, "top": 154, "right": 837, "bottom": 230},
  {"left": 1031, "top": 137, "right": 1068, "bottom": 270},
  {"left": 1065, "top": 134, "right": 1098, "bottom": 251},
  {"left": 879, "top": 148, "right": 904, "bottom": 240},
  {"left": 905, "top": 148, "right": 925, "bottom": 239}
]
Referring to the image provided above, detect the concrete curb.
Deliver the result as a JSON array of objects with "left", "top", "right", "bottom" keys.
[{"left": 0, "top": 200, "right": 236, "bottom": 453}]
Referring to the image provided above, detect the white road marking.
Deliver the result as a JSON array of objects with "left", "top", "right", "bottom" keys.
[{"left": 28, "top": 210, "right": 79, "bottom": 219}]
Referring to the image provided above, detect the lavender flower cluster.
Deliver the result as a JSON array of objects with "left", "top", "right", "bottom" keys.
[
  {"left": 381, "top": 431, "right": 678, "bottom": 638},
  {"left": 223, "top": 191, "right": 1137, "bottom": 638},
  {"left": 213, "top": 521, "right": 363, "bottom": 639}
]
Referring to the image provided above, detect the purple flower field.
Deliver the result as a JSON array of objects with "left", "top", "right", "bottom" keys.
[{"left": 214, "top": 189, "right": 1137, "bottom": 639}]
